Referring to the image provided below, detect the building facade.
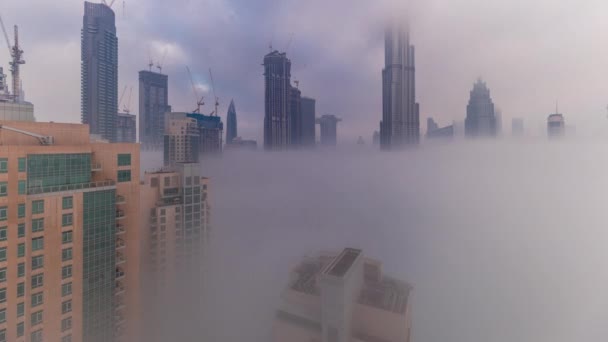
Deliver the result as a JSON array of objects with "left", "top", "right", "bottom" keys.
[
  {"left": 273, "top": 248, "right": 412, "bottom": 342},
  {"left": 164, "top": 113, "right": 200, "bottom": 166},
  {"left": 0, "top": 120, "right": 141, "bottom": 342},
  {"left": 301, "top": 97, "right": 316, "bottom": 147},
  {"left": 317, "top": 115, "right": 341, "bottom": 146},
  {"left": 547, "top": 113, "right": 565, "bottom": 138},
  {"left": 426, "top": 118, "right": 454, "bottom": 139},
  {"left": 139, "top": 71, "right": 171, "bottom": 150},
  {"left": 187, "top": 113, "right": 223, "bottom": 157},
  {"left": 290, "top": 87, "right": 302, "bottom": 147},
  {"left": 81, "top": 2, "right": 118, "bottom": 142},
  {"left": 264, "top": 51, "right": 292, "bottom": 150},
  {"left": 225, "top": 100, "right": 237, "bottom": 145},
  {"left": 116, "top": 113, "right": 136, "bottom": 143},
  {"left": 380, "top": 20, "right": 420, "bottom": 150},
  {"left": 465, "top": 79, "right": 497, "bottom": 138}
]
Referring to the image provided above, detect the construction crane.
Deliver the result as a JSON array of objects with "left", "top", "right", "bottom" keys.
[
  {"left": 208, "top": 68, "right": 219, "bottom": 116},
  {"left": 0, "top": 15, "right": 25, "bottom": 102},
  {"left": 157, "top": 48, "right": 167, "bottom": 74},
  {"left": 123, "top": 86, "right": 133, "bottom": 114},
  {"left": 186, "top": 66, "right": 205, "bottom": 113},
  {"left": 118, "top": 85, "right": 127, "bottom": 109},
  {"left": 0, "top": 124, "right": 54, "bottom": 145},
  {"left": 102, "top": 0, "right": 117, "bottom": 8}
]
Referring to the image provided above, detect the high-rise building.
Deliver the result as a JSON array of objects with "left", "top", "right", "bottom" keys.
[
  {"left": 226, "top": 100, "right": 237, "bottom": 145},
  {"left": 164, "top": 113, "right": 200, "bottom": 166},
  {"left": 139, "top": 70, "right": 171, "bottom": 150},
  {"left": 426, "top": 117, "right": 454, "bottom": 139},
  {"left": 116, "top": 113, "right": 136, "bottom": 143},
  {"left": 187, "top": 113, "right": 223, "bottom": 156},
  {"left": 273, "top": 248, "right": 412, "bottom": 342},
  {"left": 225, "top": 137, "right": 258, "bottom": 151},
  {"left": 301, "top": 97, "right": 316, "bottom": 147},
  {"left": 81, "top": 1, "right": 118, "bottom": 142},
  {"left": 547, "top": 113, "right": 565, "bottom": 138},
  {"left": 0, "top": 120, "right": 141, "bottom": 342},
  {"left": 317, "top": 114, "right": 341, "bottom": 146},
  {"left": 0, "top": 65, "right": 35, "bottom": 122},
  {"left": 380, "top": 20, "right": 420, "bottom": 150},
  {"left": 140, "top": 163, "right": 210, "bottom": 342},
  {"left": 465, "top": 79, "right": 497, "bottom": 138},
  {"left": 264, "top": 51, "right": 292, "bottom": 150},
  {"left": 290, "top": 86, "right": 302, "bottom": 146}
]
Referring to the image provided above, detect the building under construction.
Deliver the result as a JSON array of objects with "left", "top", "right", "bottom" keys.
[{"left": 187, "top": 113, "right": 223, "bottom": 156}]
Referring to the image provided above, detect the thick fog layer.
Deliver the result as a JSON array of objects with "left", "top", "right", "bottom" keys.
[{"left": 142, "top": 141, "right": 608, "bottom": 342}]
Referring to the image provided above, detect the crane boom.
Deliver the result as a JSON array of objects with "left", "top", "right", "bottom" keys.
[
  {"left": 124, "top": 86, "right": 133, "bottom": 114},
  {"left": 208, "top": 68, "right": 219, "bottom": 116},
  {"left": 186, "top": 66, "right": 204, "bottom": 113},
  {"left": 0, "top": 124, "right": 54, "bottom": 145},
  {"left": 0, "top": 15, "right": 10, "bottom": 55},
  {"left": 118, "top": 85, "right": 127, "bottom": 109}
]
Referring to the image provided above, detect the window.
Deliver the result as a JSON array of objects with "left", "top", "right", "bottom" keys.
[
  {"left": 117, "top": 170, "right": 131, "bottom": 182},
  {"left": 0, "top": 248, "right": 5, "bottom": 261},
  {"left": 0, "top": 227, "right": 5, "bottom": 241},
  {"left": 62, "top": 196, "right": 73, "bottom": 209},
  {"left": 61, "top": 316, "right": 72, "bottom": 332},
  {"left": 62, "top": 231, "right": 73, "bottom": 244},
  {"left": 62, "top": 335, "right": 72, "bottom": 342},
  {"left": 0, "top": 159, "right": 6, "bottom": 173},
  {"left": 31, "top": 329, "right": 43, "bottom": 342},
  {"left": 0, "top": 288, "right": 5, "bottom": 303},
  {"left": 32, "top": 218, "right": 44, "bottom": 232},
  {"left": 17, "top": 223, "right": 25, "bottom": 238},
  {"left": 0, "top": 207, "right": 6, "bottom": 221},
  {"left": 62, "top": 300, "right": 72, "bottom": 314},
  {"left": 0, "top": 182, "right": 7, "bottom": 197},
  {"left": 18, "top": 180, "right": 26, "bottom": 195},
  {"left": 61, "top": 282, "right": 72, "bottom": 297},
  {"left": 32, "top": 200, "right": 44, "bottom": 214},
  {"left": 31, "top": 273, "right": 43, "bottom": 289},
  {"left": 18, "top": 203, "right": 25, "bottom": 218},
  {"left": 17, "top": 322, "right": 24, "bottom": 337},
  {"left": 62, "top": 214, "right": 73, "bottom": 227},
  {"left": 31, "top": 310, "right": 43, "bottom": 325},
  {"left": 0, "top": 329, "right": 4, "bottom": 342},
  {"left": 17, "top": 243, "right": 25, "bottom": 257},
  {"left": 32, "top": 255, "right": 44, "bottom": 270},
  {"left": 17, "top": 263, "right": 24, "bottom": 277},
  {"left": 17, "top": 282, "right": 24, "bottom": 297},
  {"left": 18, "top": 157, "right": 26, "bottom": 172},
  {"left": 0, "top": 308, "right": 4, "bottom": 323},
  {"left": 32, "top": 237, "right": 44, "bottom": 251},
  {"left": 17, "top": 302, "right": 24, "bottom": 317},
  {"left": 62, "top": 265, "right": 72, "bottom": 279},
  {"left": 31, "top": 292, "right": 43, "bottom": 307},
  {"left": 117, "top": 153, "right": 131, "bottom": 166},
  {"left": 62, "top": 248, "right": 72, "bottom": 262},
  {"left": 0, "top": 268, "right": 5, "bottom": 282}
]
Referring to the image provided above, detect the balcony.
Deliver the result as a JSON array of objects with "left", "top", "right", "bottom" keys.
[
  {"left": 116, "top": 238, "right": 126, "bottom": 250},
  {"left": 115, "top": 281, "right": 125, "bottom": 295},
  {"left": 27, "top": 179, "right": 116, "bottom": 195},
  {"left": 116, "top": 223, "right": 126, "bottom": 234},
  {"left": 116, "top": 210, "right": 126, "bottom": 220},
  {"left": 115, "top": 314, "right": 126, "bottom": 325},
  {"left": 115, "top": 266, "right": 125, "bottom": 280},
  {"left": 116, "top": 195, "right": 126, "bottom": 204},
  {"left": 116, "top": 252, "right": 126, "bottom": 265}
]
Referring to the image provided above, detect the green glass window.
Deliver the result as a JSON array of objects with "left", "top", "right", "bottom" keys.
[
  {"left": 117, "top": 170, "right": 131, "bottom": 183},
  {"left": 32, "top": 255, "right": 44, "bottom": 270},
  {"left": 62, "top": 300, "right": 72, "bottom": 314},
  {"left": 0, "top": 227, "right": 6, "bottom": 241},
  {"left": 62, "top": 265, "right": 72, "bottom": 279},
  {"left": 0, "top": 159, "right": 7, "bottom": 173},
  {"left": 17, "top": 282, "right": 24, "bottom": 297},
  {"left": 18, "top": 204, "right": 25, "bottom": 218},
  {"left": 0, "top": 328, "right": 5, "bottom": 342},
  {"left": 17, "top": 302, "right": 24, "bottom": 317},
  {"left": 17, "top": 243, "right": 25, "bottom": 257},
  {"left": 17, "top": 322, "right": 24, "bottom": 337},
  {"left": 31, "top": 292, "right": 43, "bottom": 307},
  {"left": 17, "top": 263, "right": 24, "bottom": 277},
  {"left": 0, "top": 289, "right": 5, "bottom": 303},
  {"left": 62, "top": 282, "right": 72, "bottom": 297},
  {"left": 0, "top": 248, "right": 5, "bottom": 262},
  {"left": 17, "top": 223, "right": 24, "bottom": 238},
  {"left": 0, "top": 207, "right": 6, "bottom": 221},
  {"left": 62, "top": 196, "right": 73, "bottom": 209},
  {"left": 31, "top": 200, "right": 44, "bottom": 214},
  {"left": 0, "top": 268, "right": 5, "bottom": 282},
  {"left": 62, "top": 214, "right": 73, "bottom": 227},
  {"left": 31, "top": 310, "right": 43, "bottom": 325},
  {"left": 18, "top": 180, "right": 26, "bottom": 195},
  {"left": 18, "top": 157, "right": 26, "bottom": 172},
  {"left": 62, "top": 231, "right": 72, "bottom": 244},
  {"left": 32, "top": 218, "right": 44, "bottom": 233},
  {"left": 62, "top": 248, "right": 73, "bottom": 261},
  {"left": 32, "top": 237, "right": 43, "bottom": 251},
  {"left": 27, "top": 154, "right": 91, "bottom": 191},
  {"left": 0, "top": 182, "right": 7, "bottom": 197},
  {"left": 61, "top": 316, "right": 72, "bottom": 332},
  {"left": 117, "top": 154, "right": 131, "bottom": 166},
  {"left": 31, "top": 274, "right": 43, "bottom": 289},
  {"left": 0, "top": 309, "right": 4, "bottom": 324}
]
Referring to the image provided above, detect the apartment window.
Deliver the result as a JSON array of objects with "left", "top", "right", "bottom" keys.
[
  {"left": 0, "top": 159, "right": 7, "bottom": 173},
  {"left": 61, "top": 316, "right": 72, "bottom": 332},
  {"left": 0, "top": 329, "right": 4, "bottom": 342},
  {"left": 62, "top": 231, "right": 72, "bottom": 244},
  {"left": 31, "top": 310, "right": 43, "bottom": 325},
  {"left": 0, "top": 182, "right": 7, "bottom": 197},
  {"left": 0, "top": 308, "right": 4, "bottom": 323},
  {"left": 32, "top": 237, "right": 44, "bottom": 251},
  {"left": 0, "top": 268, "right": 5, "bottom": 283},
  {"left": 117, "top": 153, "right": 131, "bottom": 166},
  {"left": 32, "top": 218, "right": 44, "bottom": 233},
  {"left": 0, "top": 227, "right": 5, "bottom": 241},
  {"left": 164, "top": 176, "right": 170, "bottom": 186},
  {"left": 0, "top": 207, "right": 6, "bottom": 221},
  {"left": 32, "top": 200, "right": 44, "bottom": 214},
  {"left": 61, "top": 300, "right": 72, "bottom": 314},
  {"left": 62, "top": 248, "right": 72, "bottom": 262},
  {"left": 61, "top": 282, "right": 72, "bottom": 297},
  {"left": 62, "top": 196, "right": 73, "bottom": 209},
  {"left": 18, "top": 180, "right": 26, "bottom": 195},
  {"left": 18, "top": 203, "right": 25, "bottom": 218},
  {"left": 31, "top": 292, "right": 43, "bottom": 307},
  {"left": 17, "top": 302, "right": 24, "bottom": 317},
  {"left": 62, "top": 265, "right": 72, "bottom": 279},
  {"left": 62, "top": 214, "right": 73, "bottom": 227},
  {"left": 32, "top": 255, "right": 44, "bottom": 270},
  {"left": 62, "top": 335, "right": 72, "bottom": 342},
  {"left": 17, "top": 263, "right": 24, "bottom": 277},
  {"left": 31, "top": 273, "right": 43, "bottom": 289},
  {"left": 17, "top": 223, "right": 25, "bottom": 238},
  {"left": 0, "top": 288, "right": 5, "bottom": 303},
  {"left": 117, "top": 170, "right": 131, "bottom": 183},
  {"left": 0, "top": 248, "right": 5, "bottom": 261},
  {"left": 31, "top": 329, "right": 43, "bottom": 342},
  {"left": 18, "top": 157, "right": 26, "bottom": 172},
  {"left": 17, "top": 243, "right": 25, "bottom": 257},
  {"left": 17, "top": 282, "right": 24, "bottom": 297},
  {"left": 16, "top": 322, "right": 24, "bottom": 337}
]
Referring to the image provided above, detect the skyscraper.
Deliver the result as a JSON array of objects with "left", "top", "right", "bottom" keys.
[
  {"left": 300, "top": 97, "right": 316, "bottom": 147},
  {"left": 164, "top": 113, "right": 200, "bottom": 166},
  {"left": 0, "top": 120, "right": 141, "bottom": 342},
  {"left": 187, "top": 113, "right": 223, "bottom": 156},
  {"left": 139, "top": 70, "right": 171, "bottom": 150},
  {"left": 116, "top": 112, "right": 136, "bottom": 143},
  {"left": 289, "top": 86, "right": 302, "bottom": 146},
  {"left": 264, "top": 51, "right": 291, "bottom": 150},
  {"left": 316, "top": 114, "right": 341, "bottom": 146},
  {"left": 547, "top": 113, "right": 565, "bottom": 138},
  {"left": 380, "top": 19, "right": 420, "bottom": 150},
  {"left": 426, "top": 117, "right": 454, "bottom": 139},
  {"left": 226, "top": 99, "right": 237, "bottom": 145},
  {"left": 81, "top": 1, "right": 118, "bottom": 142},
  {"left": 465, "top": 79, "right": 498, "bottom": 138},
  {"left": 273, "top": 248, "right": 412, "bottom": 342}
]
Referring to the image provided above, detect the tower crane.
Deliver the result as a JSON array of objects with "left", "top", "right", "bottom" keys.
[
  {"left": 123, "top": 86, "right": 133, "bottom": 114},
  {"left": 0, "top": 15, "right": 25, "bottom": 102},
  {"left": 186, "top": 66, "right": 205, "bottom": 113},
  {"left": 208, "top": 68, "right": 219, "bottom": 116},
  {"left": 157, "top": 48, "right": 167, "bottom": 74},
  {"left": 118, "top": 85, "right": 127, "bottom": 109}
]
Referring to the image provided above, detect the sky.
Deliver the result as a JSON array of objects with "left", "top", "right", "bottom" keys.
[{"left": 3, "top": 0, "right": 608, "bottom": 142}]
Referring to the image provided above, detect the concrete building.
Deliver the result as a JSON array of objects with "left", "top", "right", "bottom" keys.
[
  {"left": 380, "top": 20, "right": 420, "bottom": 150},
  {"left": 273, "top": 248, "right": 412, "bottom": 342},
  {"left": 426, "top": 118, "right": 454, "bottom": 139},
  {"left": 116, "top": 113, "right": 136, "bottom": 143},
  {"left": 0, "top": 120, "right": 141, "bottom": 342},
  {"left": 290, "top": 86, "right": 302, "bottom": 147},
  {"left": 264, "top": 51, "right": 292, "bottom": 150},
  {"left": 140, "top": 163, "right": 210, "bottom": 342},
  {"left": 301, "top": 97, "right": 316, "bottom": 147},
  {"left": 187, "top": 113, "right": 223, "bottom": 156},
  {"left": 81, "top": 1, "right": 118, "bottom": 142},
  {"left": 465, "top": 79, "right": 497, "bottom": 138},
  {"left": 225, "top": 100, "right": 237, "bottom": 145},
  {"left": 0, "top": 68, "right": 35, "bottom": 122},
  {"left": 139, "top": 71, "right": 171, "bottom": 150},
  {"left": 225, "top": 137, "right": 257, "bottom": 151},
  {"left": 317, "top": 115, "right": 341, "bottom": 146},
  {"left": 547, "top": 113, "right": 565, "bottom": 138},
  {"left": 164, "top": 113, "right": 200, "bottom": 166},
  {"left": 512, "top": 118, "right": 524, "bottom": 137}
]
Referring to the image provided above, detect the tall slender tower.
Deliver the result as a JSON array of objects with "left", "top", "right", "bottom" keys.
[
  {"left": 139, "top": 70, "right": 171, "bottom": 150},
  {"left": 226, "top": 99, "right": 237, "bottom": 144},
  {"left": 380, "top": 19, "right": 420, "bottom": 149},
  {"left": 263, "top": 51, "right": 291, "bottom": 150},
  {"left": 81, "top": 1, "right": 118, "bottom": 142},
  {"left": 465, "top": 79, "right": 497, "bottom": 138}
]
